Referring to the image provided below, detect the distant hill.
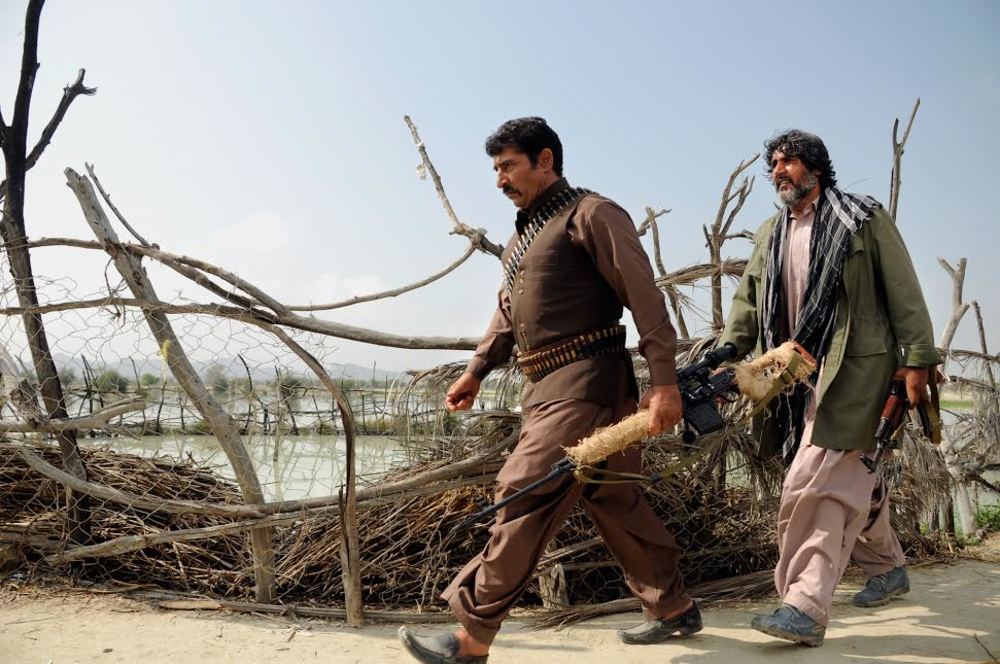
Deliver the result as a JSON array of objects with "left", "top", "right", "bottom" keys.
[{"left": 48, "top": 354, "right": 406, "bottom": 385}]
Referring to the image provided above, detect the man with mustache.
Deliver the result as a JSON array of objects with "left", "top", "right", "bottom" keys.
[
  {"left": 719, "top": 130, "right": 940, "bottom": 646},
  {"left": 398, "top": 117, "right": 698, "bottom": 663}
]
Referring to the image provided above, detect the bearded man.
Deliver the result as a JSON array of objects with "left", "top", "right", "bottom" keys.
[
  {"left": 398, "top": 117, "right": 699, "bottom": 663},
  {"left": 719, "top": 130, "right": 940, "bottom": 646}
]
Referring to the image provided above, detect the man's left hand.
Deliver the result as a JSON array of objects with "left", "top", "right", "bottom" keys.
[
  {"left": 640, "top": 384, "right": 683, "bottom": 435},
  {"left": 893, "top": 366, "right": 929, "bottom": 408}
]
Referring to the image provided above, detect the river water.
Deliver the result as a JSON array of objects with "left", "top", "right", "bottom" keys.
[{"left": 79, "top": 433, "right": 405, "bottom": 502}]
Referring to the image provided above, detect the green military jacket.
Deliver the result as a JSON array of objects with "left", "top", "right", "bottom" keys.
[{"left": 719, "top": 206, "right": 941, "bottom": 453}]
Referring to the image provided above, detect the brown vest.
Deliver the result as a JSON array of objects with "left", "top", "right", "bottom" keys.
[{"left": 506, "top": 192, "right": 637, "bottom": 407}]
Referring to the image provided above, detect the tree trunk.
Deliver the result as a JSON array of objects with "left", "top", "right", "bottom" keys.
[
  {"left": 0, "top": 0, "right": 90, "bottom": 544},
  {"left": 64, "top": 168, "right": 275, "bottom": 602}
]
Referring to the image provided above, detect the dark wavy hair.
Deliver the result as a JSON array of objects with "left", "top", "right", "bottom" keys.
[
  {"left": 763, "top": 130, "right": 837, "bottom": 189},
  {"left": 485, "top": 117, "right": 564, "bottom": 176}
]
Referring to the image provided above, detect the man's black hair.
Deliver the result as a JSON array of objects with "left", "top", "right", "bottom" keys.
[
  {"left": 763, "top": 129, "right": 838, "bottom": 189},
  {"left": 485, "top": 117, "right": 563, "bottom": 176}
]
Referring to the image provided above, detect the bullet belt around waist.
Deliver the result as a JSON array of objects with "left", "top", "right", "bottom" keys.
[{"left": 516, "top": 325, "right": 627, "bottom": 383}]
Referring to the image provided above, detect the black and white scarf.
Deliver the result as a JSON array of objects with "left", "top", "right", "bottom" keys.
[
  {"left": 761, "top": 187, "right": 881, "bottom": 464},
  {"left": 502, "top": 186, "right": 591, "bottom": 295}
]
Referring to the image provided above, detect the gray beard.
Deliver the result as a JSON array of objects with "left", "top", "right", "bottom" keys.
[{"left": 777, "top": 172, "right": 818, "bottom": 207}]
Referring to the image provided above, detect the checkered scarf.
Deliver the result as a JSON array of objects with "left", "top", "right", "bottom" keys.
[{"left": 761, "top": 187, "right": 881, "bottom": 464}]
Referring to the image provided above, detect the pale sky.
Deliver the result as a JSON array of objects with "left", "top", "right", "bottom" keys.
[{"left": 1, "top": 1, "right": 998, "bottom": 373}]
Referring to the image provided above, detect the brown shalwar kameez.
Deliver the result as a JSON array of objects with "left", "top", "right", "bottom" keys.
[
  {"left": 774, "top": 203, "right": 907, "bottom": 626},
  {"left": 442, "top": 179, "right": 690, "bottom": 645}
]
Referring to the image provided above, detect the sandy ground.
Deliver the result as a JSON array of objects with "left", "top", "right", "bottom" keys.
[{"left": 1, "top": 559, "right": 998, "bottom": 664}]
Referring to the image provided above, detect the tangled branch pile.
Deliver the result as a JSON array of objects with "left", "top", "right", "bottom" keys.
[{"left": 1, "top": 409, "right": 949, "bottom": 621}]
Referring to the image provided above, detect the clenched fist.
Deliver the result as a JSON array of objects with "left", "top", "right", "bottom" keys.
[
  {"left": 445, "top": 372, "right": 481, "bottom": 412},
  {"left": 640, "top": 384, "right": 683, "bottom": 435}
]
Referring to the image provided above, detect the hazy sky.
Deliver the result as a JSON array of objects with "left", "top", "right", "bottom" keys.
[{"left": 1, "top": 1, "right": 997, "bottom": 373}]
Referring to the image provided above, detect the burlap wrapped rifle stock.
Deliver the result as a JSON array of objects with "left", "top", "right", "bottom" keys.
[{"left": 565, "top": 341, "right": 816, "bottom": 467}]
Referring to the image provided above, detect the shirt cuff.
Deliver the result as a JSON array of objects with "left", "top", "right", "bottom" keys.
[
  {"left": 647, "top": 359, "right": 678, "bottom": 387},
  {"left": 901, "top": 343, "right": 943, "bottom": 368},
  {"left": 466, "top": 356, "right": 493, "bottom": 381}
]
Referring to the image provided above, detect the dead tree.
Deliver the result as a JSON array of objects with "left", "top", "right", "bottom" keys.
[
  {"left": 636, "top": 206, "right": 690, "bottom": 339},
  {"left": 706, "top": 155, "right": 758, "bottom": 331},
  {"left": 0, "top": 0, "right": 96, "bottom": 545},
  {"left": 938, "top": 258, "right": 969, "bottom": 374},
  {"left": 935, "top": 257, "right": 977, "bottom": 536},
  {"left": 405, "top": 116, "right": 503, "bottom": 259},
  {"left": 65, "top": 169, "right": 277, "bottom": 602},
  {"left": 889, "top": 98, "right": 920, "bottom": 221}
]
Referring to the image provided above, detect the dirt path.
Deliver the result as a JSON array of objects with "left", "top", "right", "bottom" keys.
[{"left": 2, "top": 560, "right": 997, "bottom": 664}]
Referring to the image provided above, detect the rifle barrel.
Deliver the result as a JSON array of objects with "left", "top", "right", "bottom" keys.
[{"left": 452, "top": 458, "right": 576, "bottom": 533}]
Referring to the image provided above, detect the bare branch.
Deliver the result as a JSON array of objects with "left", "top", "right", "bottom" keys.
[
  {"left": 45, "top": 514, "right": 304, "bottom": 564},
  {"left": 31, "top": 232, "right": 269, "bottom": 315},
  {"left": 288, "top": 243, "right": 476, "bottom": 311},
  {"left": 141, "top": 590, "right": 454, "bottom": 624},
  {"left": 889, "top": 98, "right": 920, "bottom": 221},
  {"left": 25, "top": 236, "right": 99, "bottom": 250},
  {"left": 65, "top": 165, "right": 276, "bottom": 601},
  {"left": 937, "top": 257, "right": 967, "bottom": 304},
  {"left": 713, "top": 155, "right": 760, "bottom": 237},
  {"left": 722, "top": 176, "right": 755, "bottom": 238},
  {"left": 155, "top": 255, "right": 276, "bottom": 314},
  {"left": 121, "top": 237, "right": 291, "bottom": 315},
  {"left": 0, "top": 396, "right": 144, "bottom": 433},
  {"left": 664, "top": 285, "right": 690, "bottom": 340},
  {"left": 21, "top": 237, "right": 481, "bottom": 349},
  {"left": 635, "top": 206, "right": 670, "bottom": 237},
  {"left": 40, "top": 219, "right": 292, "bottom": 316},
  {"left": 1, "top": 69, "right": 97, "bottom": 204},
  {"left": 934, "top": 256, "right": 978, "bottom": 537},
  {"left": 404, "top": 115, "right": 503, "bottom": 259},
  {"left": 968, "top": 472, "right": 1000, "bottom": 495},
  {"left": 11, "top": 445, "right": 263, "bottom": 518},
  {"left": 636, "top": 207, "right": 670, "bottom": 276},
  {"left": 1, "top": 0, "right": 93, "bottom": 546},
  {"left": 0, "top": 295, "right": 479, "bottom": 350},
  {"left": 649, "top": 218, "right": 667, "bottom": 278},
  {"left": 656, "top": 259, "right": 748, "bottom": 289},
  {"left": 44, "top": 471, "right": 500, "bottom": 564},
  {"left": 937, "top": 257, "right": 969, "bottom": 373},
  {"left": 972, "top": 301, "right": 996, "bottom": 389},
  {"left": 707, "top": 154, "right": 760, "bottom": 329},
  {"left": 636, "top": 206, "right": 689, "bottom": 338},
  {"left": 10, "top": 0, "right": 45, "bottom": 147},
  {"left": 949, "top": 349, "right": 999, "bottom": 364},
  {"left": 86, "top": 163, "right": 149, "bottom": 246},
  {"left": 31, "top": 209, "right": 472, "bottom": 315},
  {"left": 263, "top": 323, "right": 364, "bottom": 624},
  {"left": 27, "top": 70, "right": 96, "bottom": 166}
]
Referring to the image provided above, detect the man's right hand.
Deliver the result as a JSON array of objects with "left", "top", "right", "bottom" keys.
[{"left": 445, "top": 372, "right": 481, "bottom": 412}]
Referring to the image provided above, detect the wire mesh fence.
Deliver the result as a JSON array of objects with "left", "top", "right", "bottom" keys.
[{"left": 0, "top": 163, "right": 993, "bottom": 626}]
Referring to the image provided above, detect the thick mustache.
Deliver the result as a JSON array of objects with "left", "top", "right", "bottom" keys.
[{"left": 502, "top": 186, "right": 521, "bottom": 196}]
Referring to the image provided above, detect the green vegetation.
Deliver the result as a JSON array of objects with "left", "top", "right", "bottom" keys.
[
  {"left": 275, "top": 374, "right": 305, "bottom": 398},
  {"left": 230, "top": 377, "right": 254, "bottom": 395},
  {"left": 204, "top": 365, "right": 230, "bottom": 395},
  {"left": 139, "top": 373, "right": 160, "bottom": 387},
  {"left": 94, "top": 369, "right": 129, "bottom": 393},
  {"left": 363, "top": 416, "right": 396, "bottom": 435},
  {"left": 57, "top": 367, "right": 78, "bottom": 387},
  {"left": 975, "top": 504, "right": 1000, "bottom": 532},
  {"left": 190, "top": 419, "right": 214, "bottom": 434},
  {"left": 442, "top": 411, "right": 460, "bottom": 435}
]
